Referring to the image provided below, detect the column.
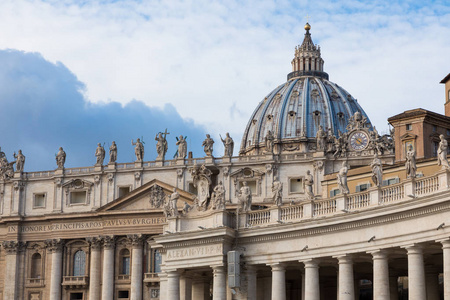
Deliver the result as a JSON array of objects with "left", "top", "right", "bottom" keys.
[
  {"left": 47, "top": 239, "right": 64, "bottom": 300},
  {"left": 271, "top": 263, "right": 286, "bottom": 300},
  {"left": 167, "top": 270, "right": 180, "bottom": 300},
  {"left": 159, "top": 272, "right": 168, "bottom": 300},
  {"left": 88, "top": 237, "right": 102, "bottom": 300},
  {"left": 442, "top": 240, "right": 450, "bottom": 300},
  {"left": 405, "top": 245, "right": 426, "bottom": 299},
  {"left": 246, "top": 265, "right": 257, "bottom": 300},
  {"left": 101, "top": 236, "right": 115, "bottom": 300},
  {"left": 130, "top": 234, "right": 145, "bottom": 300},
  {"left": 425, "top": 266, "right": 440, "bottom": 300},
  {"left": 371, "top": 250, "right": 390, "bottom": 300},
  {"left": 337, "top": 255, "right": 355, "bottom": 300},
  {"left": 2, "top": 241, "right": 23, "bottom": 300},
  {"left": 180, "top": 273, "right": 192, "bottom": 300},
  {"left": 303, "top": 259, "right": 320, "bottom": 300},
  {"left": 212, "top": 266, "right": 226, "bottom": 300}
]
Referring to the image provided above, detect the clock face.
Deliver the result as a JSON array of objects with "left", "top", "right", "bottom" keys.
[{"left": 349, "top": 131, "right": 369, "bottom": 151}]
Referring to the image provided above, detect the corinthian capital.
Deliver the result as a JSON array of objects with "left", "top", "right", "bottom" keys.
[
  {"left": 2, "top": 240, "right": 26, "bottom": 255},
  {"left": 127, "top": 234, "right": 146, "bottom": 248},
  {"left": 45, "top": 239, "right": 65, "bottom": 253}
]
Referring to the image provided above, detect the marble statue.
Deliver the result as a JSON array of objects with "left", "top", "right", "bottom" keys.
[
  {"left": 265, "top": 130, "right": 275, "bottom": 153},
  {"left": 326, "top": 128, "right": 336, "bottom": 153},
  {"left": 182, "top": 201, "right": 192, "bottom": 214},
  {"left": 337, "top": 161, "right": 350, "bottom": 194},
  {"left": 131, "top": 138, "right": 144, "bottom": 162},
  {"left": 305, "top": 170, "right": 314, "bottom": 200},
  {"left": 238, "top": 181, "right": 252, "bottom": 211},
  {"left": 202, "top": 134, "right": 214, "bottom": 157},
  {"left": 109, "top": 141, "right": 117, "bottom": 163},
  {"left": 168, "top": 188, "right": 179, "bottom": 217},
  {"left": 211, "top": 181, "right": 226, "bottom": 210},
  {"left": 405, "top": 144, "right": 416, "bottom": 178},
  {"left": 155, "top": 130, "right": 169, "bottom": 160},
  {"left": 316, "top": 125, "right": 326, "bottom": 151},
  {"left": 438, "top": 134, "right": 450, "bottom": 169},
  {"left": 272, "top": 179, "right": 283, "bottom": 207},
  {"left": 56, "top": 147, "right": 66, "bottom": 169},
  {"left": 220, "top": 133, "right": 234, "bottom": 157},
  {"left": 0, "top": 148, "right": 14, "bottom": 179},
  {"left": 95, "top": 143, "right": 105, "bottom": 166},
  {"left": 14, "top": 150, "right": 25, "bottom": 172},
  {"left": 189, "top": 164, "right": 212, "bottom": 211},
  {"left": 371, "top": 153, "right": 383, "bottom": 187},
  {"left": 176, "top": 135, "right": 187, "bottom": 159}
]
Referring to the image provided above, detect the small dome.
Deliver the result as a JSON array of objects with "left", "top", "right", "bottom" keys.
[{"left": 239, "top": 24, "right": 373, "bottom": 156}]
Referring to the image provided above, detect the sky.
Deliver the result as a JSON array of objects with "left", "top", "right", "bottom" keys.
[{"left": 0, "top": 0, "right": 449, "bottom": 171}]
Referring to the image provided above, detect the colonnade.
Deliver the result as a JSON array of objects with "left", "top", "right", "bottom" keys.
[{"left": 160, "top": 240, "right": 450, "bottom": 300}]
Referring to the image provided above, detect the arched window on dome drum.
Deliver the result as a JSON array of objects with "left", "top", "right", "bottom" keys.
[
  {"left": 73, "top": 250, "right": 86, "bottom": 276},
  {"left": 30, "top": 253, "right": 42, "bottom": 278},
  {"left": 120, "top": 248, "right": 131, "bottom": 275}
]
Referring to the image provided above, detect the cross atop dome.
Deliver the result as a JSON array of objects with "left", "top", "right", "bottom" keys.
[{"left": 288, "top": 23, "right": 328, "bottom": 80}]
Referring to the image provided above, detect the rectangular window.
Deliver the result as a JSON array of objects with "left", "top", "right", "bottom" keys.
[
  {"left": 245, "top": 181, "right": 257, "bottom": 196},
  {"left": 289, "top": 178, "right": 304, "bottom": 193},
  {"left": 382, "top": 177, "right": 400, "bottom": 186},
  {"left": 118, "top": 186, "right": 131, "bottom": 198},
  {"left": 70, "top": 191, "right": 87, "bottom": 205},
  {"left": 356, "top": 183, "right": 370, "bottom": 192},
  {"left": 118, "top": 291, "right": 129, "bottom": 299},
  {"left": 33, "top": 193, "right": 46, "bottom": 208},
  {"left": 70, "top": 293, "right": 83, "bottom": 300},
  {"left": 330, "top": 189, "right": 340, "bottom": 197},
  {"left": 406, "top": 124, "right": 412, "bottom": 131}
]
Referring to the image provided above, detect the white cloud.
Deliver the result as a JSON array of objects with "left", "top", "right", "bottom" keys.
[{"left": 0, "top": 0, "right": 449, "bottom": 143}]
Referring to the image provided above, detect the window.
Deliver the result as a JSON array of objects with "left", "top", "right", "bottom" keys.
[
  {"left": 406, "top": 124, "right": 412, "bottom": 131},
  {"left": 73, "top": 250, "right": 86, "bottom": 276},
  {"left": 433, "top": 125, "right": 437, "bottom": 132},
  {"left": 382, "top": 177, "right": 400, "bottom": 186},
  {"left": 289, "top": 178, "right": 304, "bottom": 193},
  {"left": 153, "top": 250, "right": 162, "bottom": 273},
  {"left": 70, "top": 293, "right": 83, "bottom": 300},
  {"left": 70, "top": 191, "right": 87, "bottom": 205},
  {"left": 245, "top": 181, "right": 257, "bottom": 196},
  {"left": 330, "top": 189, "right": 340, "bottom": 197},
  {"left": 356, "top": 183, "right": 371, "bottom": 192},
  {"left": 433, "top": 141, "right": 439, "bottom": 157},
  {"left": 448, "top": 89, "right": 450, "bottom": 101},
  {"left": 120, "top": 249, "right": 130, "bottom": 275},
  {"left": 118, "top": 186, "right": 131, "bottom": 198},
  {"left": 30, "top": 253, "right": 42, "bottom": 278},
  {"left": 33, "top": 194, "right": 46, "bottom": 208},
  {"left": 118, "top": 291, "right": 129, "bottom": 299}
]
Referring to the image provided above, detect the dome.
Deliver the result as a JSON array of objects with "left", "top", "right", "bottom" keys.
[{"left": 240, "top": 24, "right": 372, "bottom": 156}]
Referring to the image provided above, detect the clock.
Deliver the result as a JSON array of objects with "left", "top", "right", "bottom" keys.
[{"left": 349, "top": 131, "right": 369, "bottom": 151}]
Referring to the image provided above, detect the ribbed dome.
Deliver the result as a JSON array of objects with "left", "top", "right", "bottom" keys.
[{"left": 240, "top": 24, "right": 372, "bottom": 156}]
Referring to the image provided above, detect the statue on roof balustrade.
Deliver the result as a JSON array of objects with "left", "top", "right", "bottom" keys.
[
  {"left": 405, "top": 144, "right": 416, "bottom": 178},
  {"left": 438, "top": 134, "right": 450, "bottom": 169}
]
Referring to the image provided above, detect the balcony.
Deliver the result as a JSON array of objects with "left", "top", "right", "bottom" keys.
[
  {"left": 144, "top": 273, "right": 160, "bottom": 284},
  {"left": 62, "top": 276, "right": 89, "bottom": 289},
  {"left": 26, "top": 278, "right": 45, "bottom": 288},
  {"left": 116, "top": 274, "right": 131, "bottom": 284}
]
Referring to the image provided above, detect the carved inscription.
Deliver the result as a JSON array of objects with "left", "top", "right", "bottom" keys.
[
  {"left": 166, "top": 245, "right": 222, "bottom": 260},
  {"left": 8, "top": 217, "right": 166, "bottom": 233}
]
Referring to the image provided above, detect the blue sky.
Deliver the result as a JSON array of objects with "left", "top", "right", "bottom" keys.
[{"left": 0, "top": 0, "right": 449, "bottom": 171}]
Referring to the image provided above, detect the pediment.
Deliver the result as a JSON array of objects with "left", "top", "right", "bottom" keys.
[
  {"left": 230, "top": 167, "right": 265, "bottom": 178},
  {"left": 400, "top": 133, "right": 417, "bottom": 140},
  {"left": 97, "top": 179, "right": 195, "bottom": 212}
]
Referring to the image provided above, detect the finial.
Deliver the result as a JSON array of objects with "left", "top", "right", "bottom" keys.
[{"left": 304, "top": 22, "right": 311, "bottom": 31}]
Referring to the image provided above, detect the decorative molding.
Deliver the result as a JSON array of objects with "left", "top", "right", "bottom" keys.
[
  {"left": 45, "top": 239, "right": 64, "bottom": 253},
  {"left": 2, "top": 240, "right": 26, "bottom": 254}
]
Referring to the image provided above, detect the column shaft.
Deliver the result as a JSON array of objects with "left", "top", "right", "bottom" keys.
[
  {"left": 338, "top": 256, "right": 355, "bottom": 300},
  {"left": 131, "top": 245, "right": 144, "bottom": 300},
  {"left": 213, "top": 266, "right": 226, "bottom": 300},
  {"left": 372, "top": 251, "right": 390, "bottom": 300},
  {"left": 180, "top": 274, "right": 192, "bottom": 300},
  {"left": 102, "top": 240, "right": 115, "bottom": 300},
  {"left": 167, "top": 271, "right": 181, "bottom": 300},
  {"left": 3, "top": 248, "right": 19, "bottom": 299},
  {"left": 89, "top": 246, "right": 102, "bottom": 300},
  {"left": 49, "top": 249, "right": 63, "bottom": 300},
  {"left": 271, "top": 264, "right": 286, "bottom": 300},
  {"left": 443, "top": 240, "right": 450, "bottom": 300},
  {"left": 406, "top": 245, "right": 426, "bottom": 300},
  {"left": 304, "top": 260, "right": 320, "bottom": 300}
]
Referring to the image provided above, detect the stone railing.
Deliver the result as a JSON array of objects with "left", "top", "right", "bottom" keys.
[
  {"left": 144, "top": 272, "right": 160, "bottom": 283},
  {"left": 116, "top": 274, "right": 131, "bottom": 283},
  {"left": 231, "top": 171, "right": 449, "bottom": 229},
  {"left": 62, "top": 275, "right": 89, "bottom": 286},
  {"left": 25, "top": 278, "right": 45, "bottom": 287}
]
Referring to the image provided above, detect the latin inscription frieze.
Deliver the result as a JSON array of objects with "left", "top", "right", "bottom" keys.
[
  {"left": 166, "top": 245, "right": 222, "bottom": 260},
  {"left": 7, "top": 217, "right": 166, "bottom": 233}
]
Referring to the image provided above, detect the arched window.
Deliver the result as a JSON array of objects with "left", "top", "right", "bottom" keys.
[
  {"left": 73, "top": 250, "right": 86, "bottom": 276},
  {"left": 30, "top": 253, "right": 42, "bottom": 278},
  {"left": 154, "top": 249, "right": 162, "bottom": 273},
  {"left": 120, "top": 249, "right": 130, "bottom": 275}
]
